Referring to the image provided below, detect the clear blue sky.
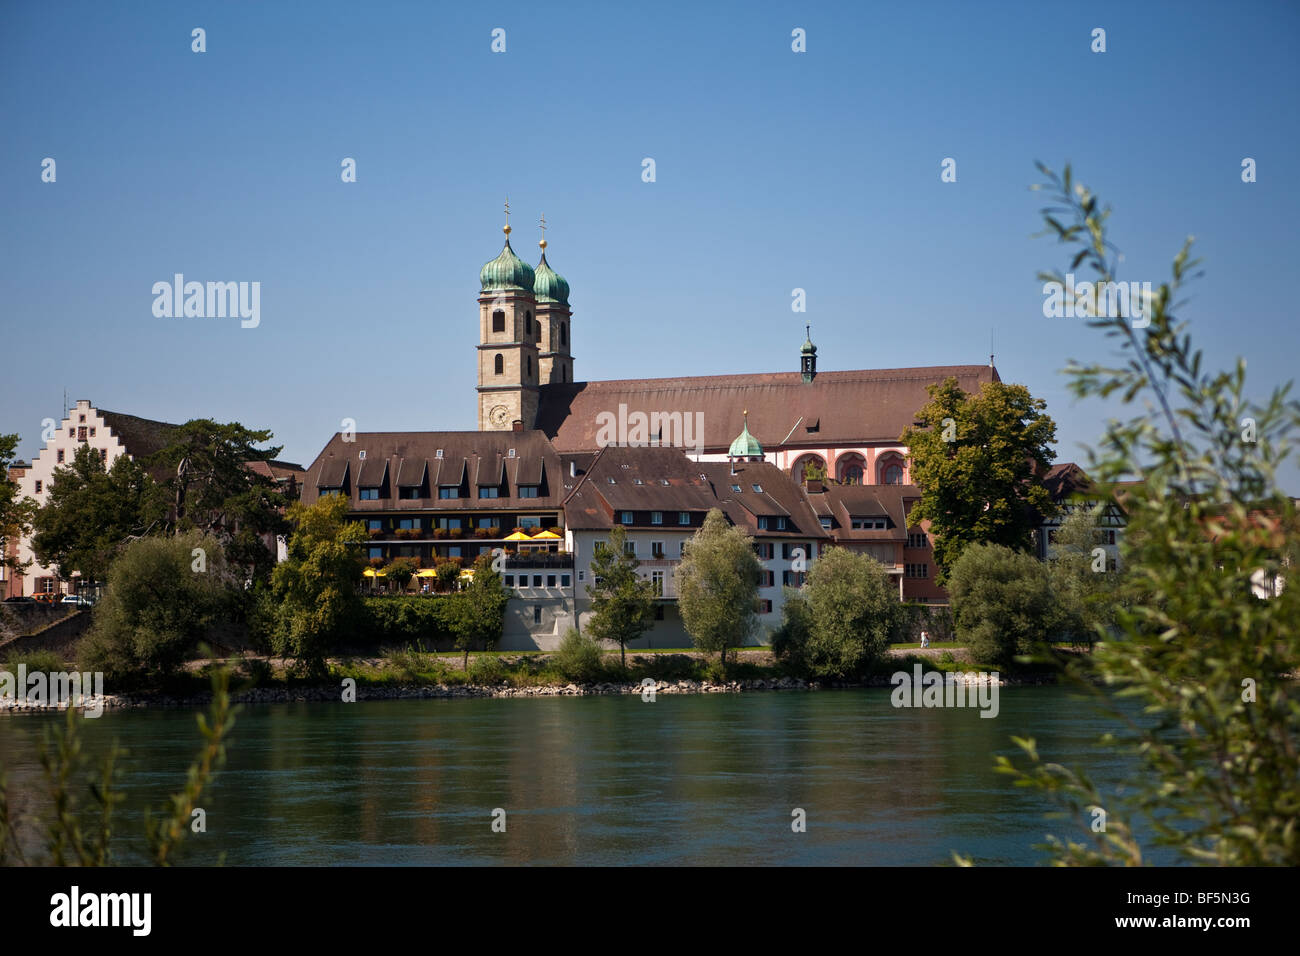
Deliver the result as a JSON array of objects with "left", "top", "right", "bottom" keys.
[{"left": 3, "top": 0, "right": 1298, "bottom": 491}]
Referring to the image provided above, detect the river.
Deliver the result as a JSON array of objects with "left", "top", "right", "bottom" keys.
[{"left": 0, "top": 685, "right": 1162, "bottom": 865}]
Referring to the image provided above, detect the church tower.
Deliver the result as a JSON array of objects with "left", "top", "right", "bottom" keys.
[
  {"left": 532, "top": 214, "right": 574, "bottom": 386},
  {"left": 478, "top": 203, "right": 540, "bottom": 431},
  {"left": 800, "top": 325, "right": 817, "bottom": 383}
]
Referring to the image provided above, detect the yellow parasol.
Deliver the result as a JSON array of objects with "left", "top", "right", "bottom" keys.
[{"left": 504, "top": 531, "right": 532, "bottom": 541}]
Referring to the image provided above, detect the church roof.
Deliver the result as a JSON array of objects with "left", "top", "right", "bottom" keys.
[{"left": 535, "top": 365, "right": 1000, "bottom": 452}]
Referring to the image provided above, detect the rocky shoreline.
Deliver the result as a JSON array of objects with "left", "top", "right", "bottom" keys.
[{"left": 0, "top": 669, "right": 1043, "bottom": 714}]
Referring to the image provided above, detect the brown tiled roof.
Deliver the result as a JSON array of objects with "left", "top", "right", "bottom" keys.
[
  {"left": 98, "top": 410, "right": 181, "bottom": 466},
  {"left": 301, "top": 430, "right": 566, "bottom": 512},
  {"left": 803, "top": 483, "right": 919, "bottom": 542},
  {"left": 535, "top": 365, "right": 1000, "bottom": 452},
  {"left": 1043, "top": 462, "right": 1093, "bottom": 501},
  {"left": 698, "top": 460, "right": 828, "bottom": 539},
  {"left": 563, "top": 446, "right": 718, "bottom": 530}
]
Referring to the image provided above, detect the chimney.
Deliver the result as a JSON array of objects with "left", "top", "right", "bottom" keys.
[
  {"left": 807, "top": 479, "right": 824, "bottom": 493},
  {"left": 512, "top": 419, "right": 523, "bottom": 432},
  {"left": 569, "top": 460, "right": 576, "bottom": 478}
]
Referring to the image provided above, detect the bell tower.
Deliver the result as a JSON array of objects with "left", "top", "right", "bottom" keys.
[
  {"left": 477, "top": 200, "right": 540, "bottom": 430},
  {"left": 533, "top": 213, "right": 574, "bottom": 386}
]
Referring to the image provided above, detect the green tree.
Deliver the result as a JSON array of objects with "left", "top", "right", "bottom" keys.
[
  {"left": 986, "top": 163, "right": 1300, "bottom": 866},
  {"left": 901, "top": 379, "right": 1057, "bottom": 580},
  {"left": 586, "top": 525, "right": 656, "bottom": 668},
  {"left": 676, "top": 509, "right": 762, "bottom": 671},
  {"left": 269, "top": 495, "right": 367, "bottom": 673},
  {"left": 778, "top": 547, "right": 898, "bottom": 679},
  {"left": 31, "top": 444, "right": 166, "bottom": 588},
  {"left": 78, "top": 531, "right": 231, "bottom": 685},
  {"left": 0, "top": 434, "right": 37, "bottom": 582},
  {"left": 152, "top": 419, "right": 288, "bottom": 586},
  {"left": 947, "top": 542, "right": 1056, "bottom": 668},
  {"left": 449, "top": 552, "right": 509, "bottom": 669},
  {"left": 434, "top": 560, "right": 460, "bottom": 592},
  {"left": 1046, "top": 503, "right": 1125, "bottom": 647},
  {"left": 383, "top": 556, "right": 419, "bottom": 593}
]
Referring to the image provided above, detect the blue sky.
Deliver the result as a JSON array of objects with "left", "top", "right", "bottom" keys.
[{"left": 3, "top": 0, "right": 1298, "bottom": 491}]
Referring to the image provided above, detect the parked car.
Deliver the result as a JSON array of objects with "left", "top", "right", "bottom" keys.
[
  {"left": 32, "top": 592, "right": 59, "bottom": 604},
  {"left": 2, "top": 595, "right": 37, "bottom": 603},
  {"left": 60, "top": 594, "right": 96, "bottom": 607}
]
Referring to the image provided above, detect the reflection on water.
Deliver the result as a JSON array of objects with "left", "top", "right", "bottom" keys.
[{"left": 0, "top": 687, "right": 1159, "bottom": 866}]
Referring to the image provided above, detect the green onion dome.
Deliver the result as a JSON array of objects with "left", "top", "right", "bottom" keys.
[
  {"left": 728, "top": 411, "right": 763, "bottom": 458},
  {"left": 480, "top": 226, "right": 536, "bottom": 292},
  {"left": 533, "top": 244, "right": 570, "bottom": 306}
]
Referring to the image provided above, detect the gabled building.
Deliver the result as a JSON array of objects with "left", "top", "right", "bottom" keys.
[
  {"left": 1035, "top": 462, "right": 1126, "bottom": 570},
  {"left": 14, "top": 400, "right": 181, "bottom": 597}
]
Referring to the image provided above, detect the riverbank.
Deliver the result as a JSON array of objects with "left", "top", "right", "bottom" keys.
[{"left": 0, "top": 647, "right": 1058, "bottom": 713}]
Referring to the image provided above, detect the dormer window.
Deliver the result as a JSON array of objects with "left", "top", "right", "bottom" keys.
[
  {"left": 435, "top": 449, "right": 444, "bottom": 459},
  {"left": 751, "top": 484, "right": 763, "bottom": 493},
  {"left": 359, "top": 487, "right": 380, "bottom": 500},
  {"left": 620, "top": 511, "right": 634, "bottom": 524},
  {"left": 731, "top": 484, "right": 741, "bottom": 492},
  {"left": 518, "top": 485, "right": 539, "bottom": 498},
  {"left": 508, "top": 448, "right": 516, "bottom": 458},
  {"left": 479, "top": 486, "right": 500, "bottom": 499},
  {"left": 358, "top": 450, "right": 366, "bottom": 460}
]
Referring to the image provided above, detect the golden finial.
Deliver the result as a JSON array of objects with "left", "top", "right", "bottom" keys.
[
  {"left": 538, "top": 212, "right": 547, "bottom": 250},
  {"left": 503, "top": 196, "right": 511, "bottom": 235}
]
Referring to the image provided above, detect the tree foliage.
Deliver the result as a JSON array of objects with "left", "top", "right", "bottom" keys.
[
  {"left": 776, "top": 547, "right": 897, "bottom": 678},
  {"left": 152, "top": 419, "right": 288, "bottom": 586},
  {"left": 269, "top": 495, "right": 367, "bottom": 673},
  {"left": 1046, "top": 503, "right": 1127, "bottom": 647},
  {"left": 449, "top": 552, "right": 509, "bottom": 668},
  {"left": 0, "top": 434, "right": 37, "bottom": 580},
  {"left": 901, "top": 379, "right": 1057, "bottom": 580},
  {"left": 676, "top": 509, "right": 761, "bottom": 669},
  {"left": 948, "top": 542, "right": 1056, "bottom": 668},
  {"left": 586, "top": 525, "right": 656, "bottom": 668},
  {"left": 78, "top": 531, "right": 231, "bottom": 685},
  {"left": 991, "top": 162, "right": 1300, "bottom": 866},
  {"left": 31, "top": 444, "right": 166, "bottom": 586}
]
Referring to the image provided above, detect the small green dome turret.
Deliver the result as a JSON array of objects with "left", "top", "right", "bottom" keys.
[
  {"left": 728, "top": 410, "right": 763, "bottom": 459},
  {"left": 533, "top": 242, "right": 570, "bottom": 306},
  {"left": 480, "top": 225, "right": 536, "bottom": 293}
]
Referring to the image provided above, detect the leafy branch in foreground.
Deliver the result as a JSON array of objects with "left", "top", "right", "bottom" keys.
[
  {"left": 993, "top": 162, "right": 1300, "bottom": 866},
  {"left": 0, "top": 666, "right": 237, "bottom": 866}
]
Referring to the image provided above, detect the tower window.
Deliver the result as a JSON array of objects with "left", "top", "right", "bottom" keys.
[
  {"left": 527, "top": 355, "right": 533, "bottom": 378},
  {"left": 525, "top": 311, "right": 533, "bottom": 336},
  {"left": 492, "top": 310, "right": 505, "bottom": 333},
  {"left": 494, "top": 353, "right": 504, "bottom": 375},
  {"left": 560, "top": 322, "right": 567, "bottom": 346}
]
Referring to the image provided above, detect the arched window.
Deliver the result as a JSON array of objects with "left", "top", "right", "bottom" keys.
[
  {"left": 494, "top": 354, "right": 504, "bottom": 375},
  {"left": 560, "top": 322, "right": 568, "bottom": 347},
  {"left": 526, "top": 355, "right": 533, "bottom": 378},
  {"left": 561, "top": 365, "right": 568, "bottom": 383},
  {"left": 836, "top": 453, "right": 866, "bottom": 485},
  {"left": 525, "top": 311, "right": 533, "bottom": 336},
  {"left": 492, "top": 310, "right": 505, "bottom": 333},
  {"left": 877, "top": 454, "right": 905, "bottom": 485},
  {"left": 791, "top": 454, "right": 827, "bottom": 485}
]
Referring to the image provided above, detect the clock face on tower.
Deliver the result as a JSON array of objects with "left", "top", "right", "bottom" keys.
[{"left": 489, "top": 405, "right": 510, "bottom": 427}]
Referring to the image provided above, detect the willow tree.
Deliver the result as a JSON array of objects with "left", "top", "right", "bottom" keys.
[{"left": 984, "top": 163, "right": 1300, "bottom": 867}]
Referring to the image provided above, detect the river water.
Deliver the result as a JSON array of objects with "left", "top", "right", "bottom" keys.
[{"left": 0, "top": 686, "right": 1159, "bottom": 865}]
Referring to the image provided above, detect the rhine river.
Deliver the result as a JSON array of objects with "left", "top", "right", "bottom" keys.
[{"left": 0, "top": 686, "right": 1161, "bottom": 865}]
